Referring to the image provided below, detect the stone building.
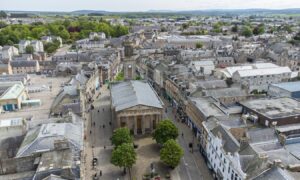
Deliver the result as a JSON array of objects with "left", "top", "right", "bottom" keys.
[{"left": 111, "top": 81, "right": 164, "bottom": 135}]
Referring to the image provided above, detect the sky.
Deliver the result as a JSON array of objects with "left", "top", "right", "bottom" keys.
[{"left": 1, "top": 0, "right": 300, "bottom": 12}]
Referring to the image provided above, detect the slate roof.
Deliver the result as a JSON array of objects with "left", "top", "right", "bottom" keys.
[
  {"left": 111, "top": 81, "right": 163, "bottom": 112},
  {"left": 211, "top": 124, "right": 240, "bottom": 153},
  {"left": 10, "top": 60, "right": 38, "bottom": 68},
  {"left": 254, "top": 166, "right": 294, "bottom": 180},
  {"left": 16, "top": 123, "right": 82, "bottom": 157}
]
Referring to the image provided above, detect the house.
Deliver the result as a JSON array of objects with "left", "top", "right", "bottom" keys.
[
  {"left": 205, "top": 122, "right": 247, "bottom": 180},
  {"left": 18, "top": 40, "right": 31, "bottom": 53},
  {"left": 189, "top": 60, "right": 215, "bottom": 75},
  {"left": 1, "top": 46, "right": 19, "bottom": 62},
  {"left": 89, "top": 32, "right": 106, "bottom": 40},
  {"left": 0, "top": 63, "right": 12, "bottom": 75},
  {"left": 10, "top": 60, "right": 40, "bottom": 74},
  {"left": 0, "top": 82, "right": 29, "bottom": 111},
  {"left": 111, "top": 81, "right": 164, "bottom": 135},
  {"left": 30, "top": 40, "right": 44, "bottom": 53},
  {"left": 41, "top": 36, "right": 63, "bottom": 47},
  {"left": 268, "top": 81, "right": 300, "bottom": 99}
]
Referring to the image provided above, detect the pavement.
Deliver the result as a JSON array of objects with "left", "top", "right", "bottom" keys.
[
  {"left": 162, "top": 98, "right": 213, "bottom": 180},
  {"left": 82, "top": 85, "right": 128, "bottom": 180},
  {"left": 82, "top": 85, "right": 213, "bottom": 180}
]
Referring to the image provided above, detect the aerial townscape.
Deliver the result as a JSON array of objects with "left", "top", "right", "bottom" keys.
[{"left": 1, "top": 0, "right": 300, "bottom": 180}]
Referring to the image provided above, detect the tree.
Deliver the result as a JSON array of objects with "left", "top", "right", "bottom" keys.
[
  {"left": 115, "top": 72, "right": 124, "bottom": 81},
  {"left": 0, "top": 11, "right": 7, "bottom": 18},
  {"left": 231, "top": 24, "right": 238, "bottom": 33},
  {"left": 111, "top": 127, "right": 133, "bottom": 147},
  {"left": 153, "top": 119, "right": 178, "bottom": 144},
  {"left": 111, "top": 143, "right": 137, "bottom": 179},
  {"left": 0, "top": 21, "right": 7, "bottom": 29},
  {"left": 25, "top": 45, "right": 34, "bottom": 54},
  {"left": 195, "top": 42, "right": 203, "bottom": 49},
  {"left": 241, "top": 26, "right": 253, "bottom": 37},
  {"left": 160, "top": 139, "right": 183, "bottom": 168},
  {"left": 253, "top": 24, "right": 265, "bottom": 35}
]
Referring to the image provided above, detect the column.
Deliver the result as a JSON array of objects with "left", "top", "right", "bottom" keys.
[
  {"left": 150, "top": 115, "right": 153, "bottom": 130},
  {"left": 142, "top": 115, "right": 145, "bottom": 134},
  {"left": 134, "top": 116, "right": 137, "bottom": 135}
]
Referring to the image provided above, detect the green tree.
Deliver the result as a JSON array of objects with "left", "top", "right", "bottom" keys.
[
  {"left": 115, "top": 72, "right": 124, "bottom": 81},
  {"left": 195, "top": 42, "right": 203, "bottom": 49},
  {"left": 0, "top": 21, "right": 7, "bottom": 29},
  {"left": 111, "top": 127, "right": 133, "bottom": 147},
  {"left": 0, "top": 11, "right": 7, "bottom": 18},
  {"left": 231, "top": 24, "right": 238, "bottom": 33},
  {"left": 111, "top": 143, "right": 137, "bottom": 179},
  {"left": 160, "top": 139, "right": 183, "bottom": 168},
  {"left": 253, "top": 24, "right": 265, "bottom": 35},
  {"left": 153, "top": 120, "right": 178, "bottom": 144},
  {"left": 25, "top": 45, "right": 34, "bottom": 54},
  {"left": 241, "top": 26, "right": 253, "bottom": 37}
]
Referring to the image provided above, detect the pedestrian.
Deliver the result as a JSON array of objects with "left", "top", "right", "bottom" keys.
[
  {"left": 90, "top": 130, "right": 92, "bottom": 134},
  {"left": 93, "top": 122, "right": 95, "bottom": 126},
  {"left": 98, "top": 110, "right": 99, "bottom": 113},
  {"left": 94, "top": 173, "right": 97, "bottom": 177},
  {"left": 181, "top": 132, "right": 184, "bottom": 137},
  {"left": 109, "top": 121, "right": 112, "bottom": 126},
  {"left": 103, "top": 108, "right": 104, "bottom": 111},
  {"left": 99, "top": 170, "right": 102, "bottom": 176},
  {"left": 104, "top": 145, "right": 106, "bottom": 149},
  {"left": 103, "top": 124, "right": 105, "bottom": 128}
]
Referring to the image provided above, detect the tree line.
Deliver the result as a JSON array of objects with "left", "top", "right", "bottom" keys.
[{"left": 0, "top": 18, "right": 129, "bottom": 46}]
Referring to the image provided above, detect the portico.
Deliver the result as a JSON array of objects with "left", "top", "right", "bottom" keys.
[{"left": 111, "top": 81, "right": 164, "bottom": 135}]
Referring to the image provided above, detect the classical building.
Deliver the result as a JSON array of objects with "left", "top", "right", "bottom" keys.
[{"left": 111, "top": 81, "right": 164, "bottom": 135}]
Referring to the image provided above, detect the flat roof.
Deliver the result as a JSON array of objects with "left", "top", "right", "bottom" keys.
[
  {"left": 189, "top": 97, "right": 227, "bottom": 118},
  {"left": 271, "top": 81, "right": 300, "bottom": 92},
  {"left": 240, "top": 97, "right": 300, "bottom": 119}
]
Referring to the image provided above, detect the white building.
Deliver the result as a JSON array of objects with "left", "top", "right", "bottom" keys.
[
  {"left": 41, "top": 36, "right": 63, "bottom": 47},
  {"left": 1, "top": 46, "right": 19, "bottom": 62},
  {"left": 0, "top": 118, "right": 27, "bottom": 141},
  {"left": 189, "top": 60, "right": 215, "bottom": 75},
  {"left": 205, "top": 122, "right": 247, "bottom": 180},
  {"left": 19, "top": 40, "right": 31, "bottom": 53},
  {"left": 232, "top": 66, "right": 291, "bottom": 92},
  {"left": 30, "top": 40, "right": 44, "bottom": 53},
  {"left": 89, "top": 32, "right": 106, "bottom": 40}
]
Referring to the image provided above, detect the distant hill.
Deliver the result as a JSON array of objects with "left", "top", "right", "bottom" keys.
[
  {"left": 2, "top": 8, "right": 300, "bottom": 16},
  {"left": 71, "top": 10, "right": 108, "bottom": 15}
]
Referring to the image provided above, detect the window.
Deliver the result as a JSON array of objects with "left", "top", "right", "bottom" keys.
[
  {"left": 228, "top": 167, "right": 230, "bottom": 173},
  {"left": 224, "top": 159, "right": 226, "bottom": 164}
]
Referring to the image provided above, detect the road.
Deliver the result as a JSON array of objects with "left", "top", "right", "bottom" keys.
[
  {"left": 162, "top": 99, "right": 213, "bottom": 180},
  {"left": 82, "top": 85, "right": 212, "bottom": 180}
]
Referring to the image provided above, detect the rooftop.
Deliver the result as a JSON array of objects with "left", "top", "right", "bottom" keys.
[
  {"left": 240, "top": 97, "right": 300, "bottom": 119},
  {"left": 111, "top": 81, "right": 164, "bottom": 112},
  {"left": 0, "top": 82, "right": 25, "bottom": 100},
  {"left": 16, "top": 122, "right": 82, "bottom": 157},
  {"left": 189, "top": 97, "right": 227, "bottom": 118},
  {"left": 271, "top": 81, "right": 300, "bottom": 92}
]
